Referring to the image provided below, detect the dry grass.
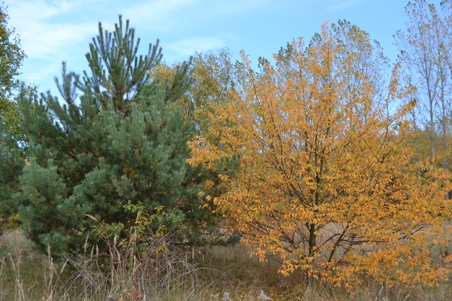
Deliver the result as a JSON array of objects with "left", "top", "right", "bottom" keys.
[{"left": 1, "top": 231, "right": 452, "bottom": 300}]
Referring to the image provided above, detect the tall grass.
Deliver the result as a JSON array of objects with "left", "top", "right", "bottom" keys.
[
  {"left": 1, "top": 230, "right": 452, "bottom": 300},
  {"left": 0, "top": 229, "right": 207, "bottom": 301},
  {"left": 0, "top": 231, "right": 68, "bottom": 301}
]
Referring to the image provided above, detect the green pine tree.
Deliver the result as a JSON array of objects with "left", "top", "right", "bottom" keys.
[{"left": 15, "top": 16, "right": 209, "bottom": 256}]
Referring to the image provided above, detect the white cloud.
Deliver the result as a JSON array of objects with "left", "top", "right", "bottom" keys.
[
  {"left": 8, "top": 0, "right": 99, "bottom": 58},
  {"left": 9, "top": 0, "right": 74, "bottom": 21},
  {"left": 6, "top": 0, "right": 269, "bottom": 91},
  {"left": 8, "top": 0, "right": 267, "bottom": 61},
  {"left": 7, "top": 0, "right": 107, "bottom": 88},
  {"left": 20, "top": 23, "right": 95, "bottom": 59}
]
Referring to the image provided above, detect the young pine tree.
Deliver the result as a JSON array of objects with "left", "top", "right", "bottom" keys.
[{"left": 15, "top": 16, "right": 208, "bottom": 256}]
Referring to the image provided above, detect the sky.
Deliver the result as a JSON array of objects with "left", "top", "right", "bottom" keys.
[{"left": 6, "top": 0, "right": 443, "bottom": 95}]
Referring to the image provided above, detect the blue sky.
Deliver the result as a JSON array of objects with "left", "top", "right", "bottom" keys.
[{"left": 7, "top": 0, "right": 442, "bottom": 95}]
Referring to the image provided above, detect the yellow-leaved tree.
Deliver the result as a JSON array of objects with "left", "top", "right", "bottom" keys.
[{"left": 188, "top": 22, "right": 452, "bottom": 286}]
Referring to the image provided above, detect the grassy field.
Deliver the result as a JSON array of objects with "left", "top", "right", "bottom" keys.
[{"left": 1, "top": 231, "right": 452, "bottom": 301}]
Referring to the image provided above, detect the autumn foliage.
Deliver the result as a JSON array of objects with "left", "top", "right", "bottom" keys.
[{"left": 189, "top": 24, "right": 452, "bottom": 286}]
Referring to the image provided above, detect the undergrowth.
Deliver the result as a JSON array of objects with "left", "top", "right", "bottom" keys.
[{"left": 1, "top": 204, "right": 452, "bottom": 301}]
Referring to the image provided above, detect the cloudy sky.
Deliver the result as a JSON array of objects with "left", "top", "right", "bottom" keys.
[{"left": 6, "top": 0, "right": 442, "bottom": 94}]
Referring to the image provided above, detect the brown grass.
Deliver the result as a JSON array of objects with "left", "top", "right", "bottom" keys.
[{"left": 1, "top": 231, "right": 452, "bottom": 300}]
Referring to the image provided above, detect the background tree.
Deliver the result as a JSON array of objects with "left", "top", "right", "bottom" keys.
[
  {"left": 189, "top": 22, "right": 452, "bottom": 286},
  {"left": 395, "top": 0, "right": 452, "bottom": 166},
  {"left": 15, "top": 16, "right": 209, "bottom": 255},
  {"left": 182, "top": 50, "right": 243, "bottom": 213},
  {"left": 0, "top": 121, "right": 23, "bottom": 230},
  {"left": 0, "top": 2, "right": 25, "bottom": 136},
  {"left": 148, "top": 50, "right": 245, "bottom": 238},
  {"left": 0, "top": 3, "right": 26, "bottom": 230},
  {"left": 150, "top": 50, "right": 240, "bottom": 135}
]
